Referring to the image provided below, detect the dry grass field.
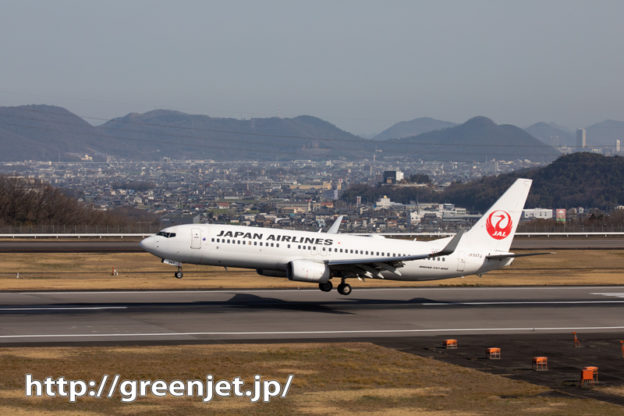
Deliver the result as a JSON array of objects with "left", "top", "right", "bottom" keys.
[
  {"left": 0, "top": 342, "right": 621, "bottom": 416},
  {"left": 0, "top": 249, "right": 622, "bottom": 291}
]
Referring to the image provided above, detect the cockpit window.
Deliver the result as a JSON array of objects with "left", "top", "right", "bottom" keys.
[{"left": 156, "top": 231, "right": 176, "bottom": 238}]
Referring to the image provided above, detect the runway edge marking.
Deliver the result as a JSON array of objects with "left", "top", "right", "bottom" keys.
[{"left": 3, "top": 326, "right": 624, "bottom": 339}]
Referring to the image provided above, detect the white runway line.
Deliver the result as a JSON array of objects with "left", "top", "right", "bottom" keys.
[
  {"left": 13, "top": 286, "right": 624, "bottom": 296},
  {"left": 0, "top": 307, "right": 127, "bottom": 311},
  {"left": 591, "top": 292, "right": 624, "bottom": 298},
  {"left": 423, "top": 300, "right": 624, "bottom": 306},
  {"left": 3, "top": 326, "right": 624, "bottom": 339}
]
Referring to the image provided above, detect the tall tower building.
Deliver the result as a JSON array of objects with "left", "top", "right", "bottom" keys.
[
  {"left": 617, "top": 139, "right": 621, "bottom": 153},
  {"left": 576, "top": 129, "right": 587, "bottom": 149}
]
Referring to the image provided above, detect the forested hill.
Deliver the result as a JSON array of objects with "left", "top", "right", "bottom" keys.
[
  {"left": 1, "top": 105, "right": 558, "bottom": 162},
  {"left": 380, "top": 116, "right": 560, "bottom": 162},
  {"left": 0, "top": 176, "right": 157, "bottom": 227},
  {"left": 341, "top": 153, "right": 624, "bottom": 211}
]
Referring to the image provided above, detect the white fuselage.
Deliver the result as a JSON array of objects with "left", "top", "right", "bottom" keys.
[{"left": 140, "top": 223, "right": 508, "bottom": 281}]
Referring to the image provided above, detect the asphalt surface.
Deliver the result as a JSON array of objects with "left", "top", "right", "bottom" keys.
[
  {"left": 0, "top": 238, "right": 623, "bottom": 252},
  {"left": 1, "top": 286, "right": 624, "bottom": 345}
]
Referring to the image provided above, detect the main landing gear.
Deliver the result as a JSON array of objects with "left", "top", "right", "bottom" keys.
[
  {"left": 174, "top": 265, "right": 183, "bottom": 279},
  {"left": 318, "top": 280, "right": 352, "bottom": 295},
  {"left": 337, "top": 281, "right": 352, "bottom": 296}
]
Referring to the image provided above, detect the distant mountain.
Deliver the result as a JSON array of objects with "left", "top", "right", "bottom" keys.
[
  {"left": 586, "top": 120, "right": 624, "bottom": 148},
  {"left": 0, "top": 105, "right": 104, "bottom": 161},
  {"left": 525, "top": 122, "right": 574, "bottom": 147},
  {"left": 0, "top": 106, "right": 371, "bottom": 161},
  {"left": 381, "top": 116, "right": 560, "bottom": 162},
  {"left": 98, "top": 110, "right": 369, "bottom": 160},
  {"left": 373, "top": 117, "right": 455, "bottom": 140},
  {"left": 0, "top": 105, "right": 561, "bottom": 162}
]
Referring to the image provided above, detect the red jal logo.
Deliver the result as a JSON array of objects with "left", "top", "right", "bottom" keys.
[{"left": 486, "top": 210, "right": 512, "bottom": 240}]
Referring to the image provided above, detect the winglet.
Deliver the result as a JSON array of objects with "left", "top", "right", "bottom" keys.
[
  {"left": 327, "top": 215, "right": 344, "bottom": 234},
  {"left": 431, "top": 231, "right": 463, "bottom": 257}
]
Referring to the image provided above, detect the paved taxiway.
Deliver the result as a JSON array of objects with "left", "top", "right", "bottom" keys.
[{"left": 1, "top": 286, "right": 624, "bottom": 344}]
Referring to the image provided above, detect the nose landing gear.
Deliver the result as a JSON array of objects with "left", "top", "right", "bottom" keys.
[
  {"left": 174, "top": 265, "right": 183, "bottom": 279},
  {"left": 162, "top": 259, "right": 184, "bottom": 279}
]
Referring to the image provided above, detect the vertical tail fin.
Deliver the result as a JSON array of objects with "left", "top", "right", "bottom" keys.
[{"left": 459, "top": 178, "right": 532, "bottom": 253}]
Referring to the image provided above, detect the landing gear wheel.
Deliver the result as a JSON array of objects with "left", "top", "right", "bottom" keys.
[
  {"left": 337, "top": 282, "right": 352, "bottom": 296},
  {"left": 319, "top": 281, "right": 333, "bottom": 292},
  {"left": 174, "top": 266, "right": 183, "bottom": 279}
]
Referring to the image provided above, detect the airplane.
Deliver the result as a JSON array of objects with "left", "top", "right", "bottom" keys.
[{"left": 140, "top": 178, "right": 546, "bottom": 295}]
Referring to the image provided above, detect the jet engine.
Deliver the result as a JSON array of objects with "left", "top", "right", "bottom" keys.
[{"left": 287, "top": 259, "right": 330, "bottom": 283}]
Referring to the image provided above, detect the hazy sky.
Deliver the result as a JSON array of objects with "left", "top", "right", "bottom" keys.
[{"left": 1, "top": 0, "right": 623, "bottom": 135}]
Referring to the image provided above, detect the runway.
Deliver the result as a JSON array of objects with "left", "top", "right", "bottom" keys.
[
  {"left": 0, "top": 238, "right": 623, "bottom": 252},
  {"left": 1, "top": 286, "right": 624, "bottom": 345}
]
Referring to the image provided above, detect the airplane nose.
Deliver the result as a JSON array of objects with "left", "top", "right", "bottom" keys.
[{"left": 140, "top": 236, "right": 153, "bottom": 251}]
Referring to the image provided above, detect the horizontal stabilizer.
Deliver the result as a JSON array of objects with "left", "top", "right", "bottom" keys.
[{"left": 486, "top": 252, "right": 552, "bottom": 260}]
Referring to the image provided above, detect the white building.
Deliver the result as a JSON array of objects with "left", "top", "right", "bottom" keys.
[
  {"left": 576, "top": 129, "right": 587, "bottom": 149},
  {"left": 375, "top": 195, "right": 393, "bottom": 209},
  {"left": 522, "top": 208, "right": 553, "bottom": 220}
]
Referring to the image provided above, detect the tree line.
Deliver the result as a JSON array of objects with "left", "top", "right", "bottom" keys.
[{"left": 0, "top": 175, "right": 158, "bottom": 227}]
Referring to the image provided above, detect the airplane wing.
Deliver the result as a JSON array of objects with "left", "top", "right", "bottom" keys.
[
  {"left": 486, "top": 252, "right": 552, "bottom": 260},
  {"left": 327, "top": 231, "right": 462, "bottom": 278},
  {"left": 326, "top": 215, "right": 344, "bottom": 234}
]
